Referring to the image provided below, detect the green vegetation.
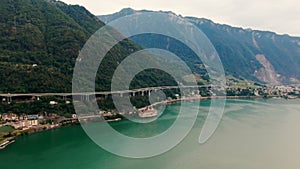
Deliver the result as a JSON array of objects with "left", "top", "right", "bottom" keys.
[
  {"left": 0, "top": 126, "right": 14, "bottom": 134},
  {"left": 0, "top": 0, "right": 183, "bottom": 93},
  {"left": 0, "top": 96, "right": 75, "bottom": 116},
  {"left": 0, "top": 0, "right": 104, "bottom": 93}
]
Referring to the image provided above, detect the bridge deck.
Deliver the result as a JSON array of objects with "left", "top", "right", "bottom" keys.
[{"left": 0, "top": 85, "right": 216, "bottom": 97}]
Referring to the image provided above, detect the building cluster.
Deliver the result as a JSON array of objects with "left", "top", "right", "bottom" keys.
[
  {"left": 224, "top": 85, "right": 300, "bottom": 98},
  {"left": 261, "top": 85, "right": 300, "bottom": 98},
  {"left": 0, "top": 112, "right": 70, "bottom": 130}
]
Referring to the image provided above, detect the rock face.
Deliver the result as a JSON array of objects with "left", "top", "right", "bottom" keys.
[{"left": 254, "top": 54, "right": 280, "bottom": 85}]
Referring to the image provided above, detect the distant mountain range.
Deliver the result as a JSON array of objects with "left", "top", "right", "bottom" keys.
[{"left": 99, "top": 8, "right": 300, "bottom": 85}]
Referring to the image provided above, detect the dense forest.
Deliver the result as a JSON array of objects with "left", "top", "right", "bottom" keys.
[{"left": 0, "top": 0, "right": 182, "bottom": 94}]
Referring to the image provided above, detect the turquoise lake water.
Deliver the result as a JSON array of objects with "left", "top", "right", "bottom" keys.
[{"left": 0, "top": 98, "right": 300, "bottom": 169}]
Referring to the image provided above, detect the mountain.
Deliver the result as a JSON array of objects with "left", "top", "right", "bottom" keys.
[
  {"left": 99, "top": 8, "right": 300, "bottom": 85},
  {"left": 2, "top": 2, "right": 299, "bottom": 94},
  {"left": 0, "top": 0, "right": 105, "bottom": 93},
  {"left": 0, "top": 1, "right": 179, "bottom": 93}
]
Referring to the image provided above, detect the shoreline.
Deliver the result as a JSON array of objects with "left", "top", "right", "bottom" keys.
[{"left": 147, "top": 95, "right": 269, "bottom": 108}]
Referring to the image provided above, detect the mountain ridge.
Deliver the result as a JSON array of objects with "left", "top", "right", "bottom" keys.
[{"left": 101, "top": 8, "right": 299, "bottom": 38}]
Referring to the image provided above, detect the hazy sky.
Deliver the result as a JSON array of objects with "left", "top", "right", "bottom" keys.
[{"left": 61, "top": 0, "right": 300, "bottom": 37}]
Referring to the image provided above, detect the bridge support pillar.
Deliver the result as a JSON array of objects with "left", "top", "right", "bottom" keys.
[{"left": 7, "top": 96, "right": 12, "bottom": 103}]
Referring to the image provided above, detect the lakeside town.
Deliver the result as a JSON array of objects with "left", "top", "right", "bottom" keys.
[{"left": 1, "top": 84, "right": 300, "bottom": 149}]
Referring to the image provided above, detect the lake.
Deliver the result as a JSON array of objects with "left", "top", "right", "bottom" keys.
[{"left": 0, "top": 98, "right": 300, "bottom": 169}]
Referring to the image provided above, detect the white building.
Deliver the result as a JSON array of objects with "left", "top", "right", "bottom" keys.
[{"left": 50, "top": 101, "right": 58, "bottom": 105}]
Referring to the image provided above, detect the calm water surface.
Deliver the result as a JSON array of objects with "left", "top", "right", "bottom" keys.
[{"left": 0, "top": 99, "right": 300, "bottom": 169}]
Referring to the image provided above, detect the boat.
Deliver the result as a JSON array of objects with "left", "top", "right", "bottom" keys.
[
  {"left": 106, "top": 118, "right": 122, "bottom": 122},
  {"left": 138, "top": 106, "right": 158, "bottom": 118}
]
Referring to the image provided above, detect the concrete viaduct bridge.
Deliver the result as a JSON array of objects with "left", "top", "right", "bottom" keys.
[{"left": 0, "top": 85, "right": 220, "bottom": 103}]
